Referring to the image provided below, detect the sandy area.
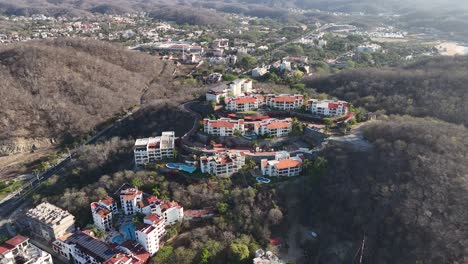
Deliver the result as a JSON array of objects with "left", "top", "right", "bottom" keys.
[
  {"left": 436, "top": 42, "right": 468, "bottom": 56},
  {"left": 371, "top": 37, "right": 408, "bottom": 43},
  {"left": 0, "top": 147, "right": 55, "bottom": 180}
]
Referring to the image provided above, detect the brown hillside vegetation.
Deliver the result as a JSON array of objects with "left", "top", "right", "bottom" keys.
[
  {"left": 304, "top": 56, "right": 468, "bottom": 126},
  {"left": 291, "top": 116, "right": 468, "bottom": 263},
  {"left": 0, "top": 38, "right": 184, "bottom": 144}
]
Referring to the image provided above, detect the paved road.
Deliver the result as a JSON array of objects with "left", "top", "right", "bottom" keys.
[{"left": 0, "top": 111, "right": 136, "bottom": 219}]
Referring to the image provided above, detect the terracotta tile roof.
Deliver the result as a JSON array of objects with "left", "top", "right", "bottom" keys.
[
  {"left": 210, "top": 120, "right": 236, "bottom": 128},
  {"left": 266, "top": 122, "right": 290, "bottom": 130},
  {"left": 274, "top": 159, "right": 302, "bottom": 170},
  {"left": 100, "top": 197, "right": 114, "bottom": 206},
  {"left": 144, "top": 214, "right": 163, "bottom": 224},
  {"left": 0, "top": 235, "right": 29, "bottom": 254},
  {"left": 95, "top": 208, "right": 111, "bottom": 218},
  {"left": 234, "top": 97, "right": 257, "bottom": 104},
  {"left": 273, "top": 96, "right": 296, "bottom": 103}
]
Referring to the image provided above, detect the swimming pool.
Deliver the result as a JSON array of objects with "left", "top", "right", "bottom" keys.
[
  {"left": 119, "top": 223, "right": 136, "bottom": 240},
  {"left": 111, "top": 234, "right": 124, "bottom": 244},
  {"left": 256, "top": 177, "right": 271, "bottom": 183},
  {"left": 166, "top": 163, "right": 197, "bottom": 173}
]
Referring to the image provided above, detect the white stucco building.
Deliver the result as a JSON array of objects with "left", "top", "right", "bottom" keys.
[
  {"left": 134, "top": 131, "right": 175, "bottom": 166},
  {"left": 265, "top": 94, "right": 304, "bottom": 110},
  {"left": 200, "top": 151, "right": 246, "bottom": 177},
  {"left": 204, "top": 118, "right": 245, "bottom": 136},
  {"left": 135, "top": 214, "right": 166, "bottom": 256},
  {"left": 307, "top": 99, "right": 348, "bottom": 117},
  {"left": 261, "top": 152, "right": 304, "bottom": 177}
]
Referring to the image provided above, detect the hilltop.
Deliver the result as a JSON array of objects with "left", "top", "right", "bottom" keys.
[{"left": 0, "top": 38, "right": 183, "bottom": 151}]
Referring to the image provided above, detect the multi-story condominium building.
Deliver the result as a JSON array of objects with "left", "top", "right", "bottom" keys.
[
  {"left": 307, "top": 99, "right": 348, "bottom": 117},
  {"left": 228, "top": 79, "right": 253, "bottom": 95},
  {"left": 205, "top": 79, "right": 252, "bottom": 103},
  {"left": 200, "top": 151, "right": 246, "bottom": 177},
  {"left": 157, "top": 201, "right": 184, "bottom": 225},
  {"left": 225, "top": 95, "right": 264, "bottom": 112},
  {"left": 120, "top": 188, "right": 143, "bottom": 215},
  {"left": 254, "top": 119, "right": 292, "bottom": 138},
  {"left": 0, "top": 235, "right": 53, "bottom": 264},
  {"left": 120, "top": 189, "right": 184, "bottom": 226},
  {"left": 90, "top": 197, "right": 117, "bottom": 232},
  {"left": 261, "top": 151, "right": 304, "bottom": 177},
  {"left": 52, "top": 231, "right": 150, "bottom": 264},
  {"left": 135, "top": 215, "right": 166, "bottom": 255},
  {"left": 265, "top": 94, "right": 304, "bottom": 110},
  {"left": 26, "top": 202, "right": 76, "bottom": 242},
  {"left": 204, "top": 118, "right": 245, "bottom": 136},
  {"left": 134, "top": 131, "right": 175, "bottom": 166}
]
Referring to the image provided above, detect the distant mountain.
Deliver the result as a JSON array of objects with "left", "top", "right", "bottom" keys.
[{"left": 0, "top": 38, "right": 178, "bottom": 147}]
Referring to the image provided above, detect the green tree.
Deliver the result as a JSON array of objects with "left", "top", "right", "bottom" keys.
[
  {"left": 217, "top": 202, "right": 228, "bottom": 214},
  {"left": 131, "top": 178, "right": 143, "bottom": 188},
  {"left": 199, "top": 246, "right": 211, "bottom": 264},
  {"left": 151, "top": 246, "right": 173, "bottom": 264},
  {"left": 238, "top": 55, "right": 257, "bottom": 69},
  {"left": 223, "top": 73, "right": 237, "bottom": 82},
  {"left": 323, "top": 118, "right": 333, "bottom": 128},
  {"left": 229, "top": 242, "right": 250, "bottom": 264}
]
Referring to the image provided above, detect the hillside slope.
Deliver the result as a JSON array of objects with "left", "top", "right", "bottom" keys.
[
  {"left": 304, "top": 56, "right": 468, "bottom": 126},
  {"left": 0, "top": 38, "right": 179, "bottom": 147},
  {"left": 291, "top": 117, "right": 468, "bottom": 263}
]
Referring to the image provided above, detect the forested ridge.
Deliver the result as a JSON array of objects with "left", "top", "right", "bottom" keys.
[
  {"left": 304, "top": 56, "right": 468, "bottom": 126},
  {"left": 0, "top": 38, "right": 193, "bottom": 143},
  {"left": 290, "top": 116, "right": 468, "bottom": 263}
]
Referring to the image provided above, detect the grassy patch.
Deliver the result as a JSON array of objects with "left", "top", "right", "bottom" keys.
[{"left": 0, "top": 180, "right": 24, "bottom": 200}]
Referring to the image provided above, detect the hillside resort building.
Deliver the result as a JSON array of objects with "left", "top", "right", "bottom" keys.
[
  {"left": 261, "top": 151, "right": 304, "bottom": 177},
  {"left": 200, "top": 151, "right": 246, "bottom": 177},
  {"left": 307, "top": 99, "right": 348, "bottom": 117},
  {"left": 203, "top": 118, "right": 245, "bottom": 136},
  {"left": 134, "top": 131, "right": 175, "bottom": 166},
  {"left": 205, "top": 79, "right": 253, "bottom": 103},
  {"left": 90, "top": 196, "right": 118, "bottom": 232},
  {"left": 225, "top": 95, "right": 264, "bottom": 112},
  {"left": 135, "top": 215, "right": 166, "bottom": 255},
  {"left": 204, "top": 118, "right": 292, "bottom": 138},
  {"left": 265, "top": 94, "right": 304, "bottom": 110}
]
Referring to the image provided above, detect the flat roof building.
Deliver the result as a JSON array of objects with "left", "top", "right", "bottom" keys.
[{"left": 26, "top": 202, "right": 75, "bottom": 242}]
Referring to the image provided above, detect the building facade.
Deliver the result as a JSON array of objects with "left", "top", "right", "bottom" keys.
[
  {"left": 307, "top": 99, "right": 348, "bottom": 117},
  {"left": 134, "top": 131, "right": 175, "bottom": 166},
  {"left": 265, "top": 94, "right": 304, "bottom": 110},
  {"left": 26, "top": 202, "right": 76, "bottom": 242},
  {"left": 261, "top": 152, "right": 304, "bottom": 177},
  {"left": 200, "top": 151, "right": 246, "bottom": 177},
  {"left": 203, "top": 118, "right": 245, "bottom": 136},
  {"left": 0, "top": 235, "right": 53, "bottom": 264},
  {"left": 120, "top": 188, "right": 143, "bottom": 215},
  {"left": 225, "top": 95, "right": 263, "bottom": 112},
  {"left": 135, "top": 215, "right": 166, "bottom": 256},
  {"left": 90, "top": 197, "right": 117, "bottom": 232},
  {"left": 254, "top": 119, "right": 292, "bottom": 138}
]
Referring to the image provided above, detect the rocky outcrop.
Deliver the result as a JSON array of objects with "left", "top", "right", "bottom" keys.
[{"left": 0, "top": 137, "right": 56, "bottom": 156}]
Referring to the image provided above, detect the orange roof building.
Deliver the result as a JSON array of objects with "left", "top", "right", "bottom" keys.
[
  {"left": 265, "top": 94, "right": 304, "bottom": 110},
  {"left": 261, "top": 151, "right": 303, "bottom": 177}
]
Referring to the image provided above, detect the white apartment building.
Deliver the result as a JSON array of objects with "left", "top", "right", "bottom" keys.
[
  {"left": 0, "top": 235, "right": 53, "bottom": 264},
  {"left": 120, "top": 188, "right": 143, "bottom": 215},
  {"left": 225, "top": 95, "right": 264, "bottom": 112},
  {"left": 200, "top": 151, "right": 246, "bottom": 177},
  {"left": 265, "top": 94, "right": 304, "bottom": 110},
  {"left": 90, "top": 197, "right": 117, "bottom": 232},
  {"left": 135, "top": 214, "right": 166, "bottom": 256},
  {"left": 254, "top": 119, "right": 292, "bottom": 138},
  {"left": 26, "top": 202, "right": 76, "bottom": 242},
  {"left": 204, "top": 118, "right": 245, "bottom": 136},
  {"left": 205, "top": 79, "right": 253, "bottom": 103},
  {"left": 228, "top": 79, "right": 253, "bottom": 95},
  {"left": 121, "top": 189, "right": 184, "bottom": 226},
  {"left": 261, "top": 152, "right": 304, "bottom": 177},
  {"left": 307, "top": 99, "right": 348, "bottom": 117},
  {"left": 134, "top": 131, "right": 175, "bottom": 166}
]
